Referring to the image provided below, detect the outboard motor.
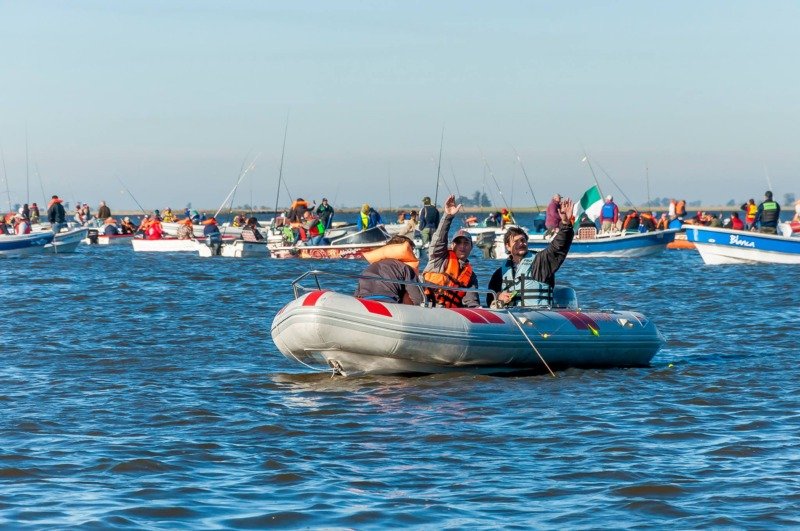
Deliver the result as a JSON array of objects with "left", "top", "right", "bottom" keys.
[
  {"left": 205, "top": 233, "right": 222, "bottom": 256},
  {"left": 474, "top": 231, "right": 496, "bottom": 259},
  {"left": 86, "top": 229, "right": 99, "bottom": 244},
  {"left": 552, "top": 286, "right": 578, "bottom": 309}
]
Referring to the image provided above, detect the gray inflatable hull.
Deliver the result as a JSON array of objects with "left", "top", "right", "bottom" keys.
[{"left": 271, "top": 291, "right": 665, "bottom": 376}]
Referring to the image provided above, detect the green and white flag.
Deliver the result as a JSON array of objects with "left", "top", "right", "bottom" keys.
[{"left": 572, "top": 185, "right": 603, "bottom": 225}]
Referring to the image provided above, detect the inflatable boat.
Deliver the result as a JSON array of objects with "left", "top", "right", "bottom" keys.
[{"left": 271, "top": 271, "right": 665, "bottom": 376}]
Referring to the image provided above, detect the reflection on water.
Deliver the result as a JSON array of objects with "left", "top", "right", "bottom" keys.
[{"left": 1, "top": 228, "right": 799, "bottom": 527}]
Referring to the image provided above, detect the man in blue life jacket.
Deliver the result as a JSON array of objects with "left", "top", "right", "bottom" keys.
[
  {"left": 599, "top": 195, "right": 619, "bottom": 233},
  {"left": 755, "top": 190, "right": 781, "bottom": 234},
  {"left": 486, "top": 197, "right": 574, "bottom": 308},
  {"left": 418, "top": 196, "right": 441, "bottom": 247}
]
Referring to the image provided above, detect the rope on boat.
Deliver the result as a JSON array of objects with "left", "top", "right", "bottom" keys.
[{"left": 506, "top": 310, "right": 556, "bottom": 378}]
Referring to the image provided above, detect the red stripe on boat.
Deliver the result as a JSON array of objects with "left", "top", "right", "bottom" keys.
[
  {"left": 302, "top": 290, "right": 328, "bottom": 307},
  {"left": 472, "top": 309, "right": 505, "bottom": 324},
  {"left": 357, "top": 299, "right": 393, "bottom": 317},
  {"left": 558, "top": 311, "right": 599, "bottom": 331},
  {"left": 449, "top": 308, "right": 489, "bottom": 324}
]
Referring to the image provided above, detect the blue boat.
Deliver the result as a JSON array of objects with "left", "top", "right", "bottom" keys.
[
  {"left": 517, "top": 229, "right": 679, "bottom": 259},
  {"left": 684, "top": 225, "right": 800, "bottom": 265},
  {"left": 0, "top": 232, "right": 56, "bottom": 257}
]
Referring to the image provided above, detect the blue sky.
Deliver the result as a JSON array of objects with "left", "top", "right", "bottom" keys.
[{"left": 1, "top": 0, "right": 798, "bottom": 211}]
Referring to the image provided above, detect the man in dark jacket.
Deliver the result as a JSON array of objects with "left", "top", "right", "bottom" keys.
[
  {"left": 354, "top": 236, "right": 424, "bottom": 305},
  {"left": 487, "top": 198, "right": 574, "bottom": 308},
  {"left": 315, "top": 198, "right": 335, "bottom": 229},
  {"left": 755, "top": 190, "right": 781, "bottom": 234},
  {"left": 47, "top": 195, "right": 67, "bottom": 233},
  {"left": 418, "top": 196, "right": 440, "bottom": 247}
]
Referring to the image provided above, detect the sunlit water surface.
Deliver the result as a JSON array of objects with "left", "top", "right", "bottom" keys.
[{"left": 1, "top": 221, "right": 799, "bottom": 528}]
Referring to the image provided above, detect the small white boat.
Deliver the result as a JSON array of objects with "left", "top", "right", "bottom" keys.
[
  {"left": 271, "top": 271, "right": 665, "bottom": 376},
  {"left": 198, "top": 239, "right": 270, "bottom": 258},
  {"left": 47, "top": 227, "right": 89, "bottom": 253},
  {"left": 492, "top": 228, "right": 678, "bottom": 259},
  {"left": 0, "top": 232, "right": 55, "bottom": 257},
  {"left": 685, "top": 225, "right": 800, "bottom": 265},
  {"left": 132, "top": 237, "right": 204, "bottom": 252},
  {"left": 269, "top": 226, "right": 392, "bottom": 260}
]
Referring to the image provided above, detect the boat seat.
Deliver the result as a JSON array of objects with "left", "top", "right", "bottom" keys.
[
  {"left": 578, "top": 227, "right": 597, "bottom": 240},
  {"left": 241, "top": 230, "right": 261, "bottom": 242}
]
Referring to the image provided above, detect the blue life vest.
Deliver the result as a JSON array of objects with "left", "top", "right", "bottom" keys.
[
  {"left": 501, "top": 257, "right": 553, "bottom": 307},
  {"left": 601, "top": 203, "right": 616, "bottom": 219}
]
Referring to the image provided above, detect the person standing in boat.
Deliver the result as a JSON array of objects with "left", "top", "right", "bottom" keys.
[
  {"left": 544, "top": 194, "right": 562, "bottom": 236},
  {"left": 357, "top": 203, "right": 383, "bottom": 230},
  {"left": 599, "top": 195, "right": 619, "bottom": 233},
  {"left": 500, "top": 208, "right": 516, "bottom": 228},
  {"left": 301, "top": 210, "right": 326, "bottom": 245},
  {"left": 419, "top": 196, "right": 440, "bottom": 248},
  {"left": 422, "top": 194, "right": 480, "bottom": 308},
  {"left": 47, "top": 195, "right": 67, "bottom": 233},
  {"left": 354, "top": 235, "right": 424, "bottom": 305},
  {"left": 29, "top": 203, "right": 40, "bottom": 224},
  {"left": 487, "top": 197, "right": 574, "bottom": 308},
  {"left": 315, "top": 197, "right": 335, "bottom": 230},
  {"left": 97, "top": 201, "right": 111, "bottom": 220},
  {"left": 755, "top": 191, "right": 781, "bottom": 234}
]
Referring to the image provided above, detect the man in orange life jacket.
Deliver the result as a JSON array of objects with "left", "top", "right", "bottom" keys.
[
  {"left": 421, "top": 194, "right": 480, "bottom": 308},
  {"left": 354, "top": 235, "right": 424, "bottom": 305}
]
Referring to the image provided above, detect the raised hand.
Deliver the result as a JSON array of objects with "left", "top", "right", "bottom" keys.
[
  {"left": 558, "top": 198, "right": 574, "bottom": 223},
  {"left": 444, "top": 194, "right": 462, "bottom": 216}
]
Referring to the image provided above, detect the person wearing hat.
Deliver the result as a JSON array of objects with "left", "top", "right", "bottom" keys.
[
  {"left": 357, "top": 203, "right": 383, "bottom": 231},
  {"left": 120, "top": 216, "right": 137, "bottom": 235},
  {"left": 12, "top": 212, "right": 31, "bottom": 235},
  {"left": 102, "top": 217, "right": 119, "bottom": 236},
  {"left": 487, "top": 197, "right": 575, "bottom": 308},
  {"left": 315, "top": 197, "right": 335, "bottom": 230},
  {"left": 419, "top": 196, "right": 440, "bottom": 248},
  {"left": 421, "top": 194, "right": 480, "bottom": 308},
  {"left": 599, "top": 195, "right": 619, "bottom": 233},
  {"left": 755, "top": 190, "right": 781, "bottom": 234}
]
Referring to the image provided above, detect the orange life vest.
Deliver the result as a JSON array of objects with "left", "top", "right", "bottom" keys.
[
  {"left": 422, "top": 251, "right": 474, "bottom": 308},
  {"left": 362, "top": 241, "right": 419, "bottom": 273}
]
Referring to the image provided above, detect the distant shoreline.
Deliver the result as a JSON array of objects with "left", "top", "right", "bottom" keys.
[{"left": 108, "top": 205, "right": 756, "bottom": 216}]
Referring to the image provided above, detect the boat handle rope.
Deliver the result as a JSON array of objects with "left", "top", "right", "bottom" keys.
[{"left": 506, "top": 310, "right": 556, "bottom": 378}]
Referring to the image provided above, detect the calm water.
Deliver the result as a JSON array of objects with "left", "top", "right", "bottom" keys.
[{"left": 2, "top": 216, "right": 799, "bottom": 528}]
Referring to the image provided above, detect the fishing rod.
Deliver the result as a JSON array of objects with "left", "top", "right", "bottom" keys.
[
  {"left": 480, "top": 151, "right": 511, "bottom": 211},
  {"left": 34, "top": 160, "right": 47, "bottom": 210},
  {"left": 581, "top": 151, "right": 604, "bottom": 199},
  {"left": 763, "top": 163, "right": 774, "bottom": 192},
  {"left": 592, "top": 158, "right": 636, "bottom": 208},
  {"left": 448, "top": 158, "right": 462, "bottom": 200},
  {"left": 511, "top": 146, "right": 541, "bottom": 213},
  {"left": 0, "top": 143, "right": 11, "bottom": 212},
  {"left": 433, "top": 126, "right": 444, "bottom": 206},
  {"left": 273, "top": 112, "right": 290, "bottom": 216},
  {"left": 214, "top": 153, "right": 261, "bottom": 219},
  {"left": 115, "top": 174, "right": 148, "bottom": 217},
  {"left": 25, "top": 129, "right": 30, "bottom": 204}
]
